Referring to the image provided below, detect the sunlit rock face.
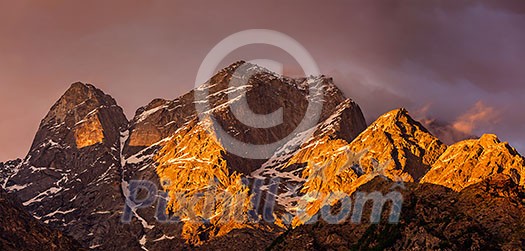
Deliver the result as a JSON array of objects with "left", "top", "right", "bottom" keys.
[
  {"left": 421, "top": 134, "right": 525, "bottom": 191},
  {"left": 348, "top": 108, "right": 447, "bottom": 182},
  {"left": 290, "top": 108, "right": 446, "bottom": 189},
  {"left": 269, "top": 108, "right": 447, "bottom": 226},
  {"left": 74, "top": 113, "right": 104, "bottom": 148},
  {"left": 283, "top": 136, "right": 372, "bottom": 227},
  {"left": 155, "top": 119, "right": 253, "bottom": 245}
]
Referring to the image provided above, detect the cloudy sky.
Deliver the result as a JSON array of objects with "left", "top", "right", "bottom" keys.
[{"left": 1, "top": 0, "right": 524, "bottom": 161}]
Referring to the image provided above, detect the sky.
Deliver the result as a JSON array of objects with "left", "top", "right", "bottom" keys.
[{"left": 1, "top": 0, "right": 524, "bottom": 161}]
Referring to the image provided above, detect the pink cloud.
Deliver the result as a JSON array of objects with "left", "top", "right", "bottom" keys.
[{"left": 453, "top": 101, "right": 500, "bottom": 135}]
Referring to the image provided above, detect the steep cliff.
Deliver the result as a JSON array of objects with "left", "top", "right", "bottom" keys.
[
  {"left": 155, "top": 119, "right": 252, "bottom": 245},
  {"left": 1, "top": 83, "right": 139, "bottom": 249}
]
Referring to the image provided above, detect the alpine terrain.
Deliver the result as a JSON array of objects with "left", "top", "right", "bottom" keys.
[{"left": 1, "top": 61, "right": 524, "bottom": 250}]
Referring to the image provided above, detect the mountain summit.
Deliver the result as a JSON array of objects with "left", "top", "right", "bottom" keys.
[
  {"left": 348, "top": 108, "right": 447, "bottom": 182},
  {"left": 422, "top": 134, "right": 525, "bottom": 191},
  {"left": 124, "top": 61, "right": 368, "bottom": 246},
  {"left": 2, "top": 82, "right": 131, "bottom": 248}
]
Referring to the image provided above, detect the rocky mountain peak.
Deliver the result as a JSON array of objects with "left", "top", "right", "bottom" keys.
[
  {"left": 384, "top": 107, "right": 408, "bottom": 119},
  {"left": 125, "top": 61, "right": 358, "bottom": 160},
  {"left": 3, "top": 82, "right": 130, "bottom": 248},
  {"left": 250, "top": 108, "right": 448, "bottom": 227},
  {"left": 119, "top": 62, "right": 368, "bottom": 247},
  {"left": 347, "top": 108, "right": 447, "bottom": 183},
  {"left": 479, "top": 133, "right": 500, "bottom": 146},
  {"left": 33, "top": 82, "right": 127, "bottom": 151},
  {"left": 421, "top": 134, "right": 525, "bottom": 191},
  {"left": 43, "top": 82, "right": 118, "bottom": 124},
  {"left": 372, "top": 108, "right": 428, "bottom": 133}
]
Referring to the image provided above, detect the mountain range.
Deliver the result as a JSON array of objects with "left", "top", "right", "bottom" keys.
[{"left": 1, "top": 61, "right": 524, "bottom": 250}]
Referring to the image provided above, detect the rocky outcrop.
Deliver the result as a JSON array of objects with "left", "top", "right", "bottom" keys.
[
  {"left": 270, "top": 175, "right": 525, "bottom": 250},
  {"left": 421, "top": 134, "right": 525, "bottom": 191},
  {"left": 0, "top": 159, "right": 22, "bottom": 188},
  {"left": 0, "top": 188, "right": 82, "bottom": 250}
]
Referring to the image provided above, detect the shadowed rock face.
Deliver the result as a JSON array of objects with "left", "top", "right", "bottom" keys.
[
  {"left": 269, "top": 175, "right": 525, "bottom": 251},
  {"left": 0, "top": 188, "right": 83, "bottom": 251},
  {"left": 421, "top": 134, "right": 525, "bottom": 191}
]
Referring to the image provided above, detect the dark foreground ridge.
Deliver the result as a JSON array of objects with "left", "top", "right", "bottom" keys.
[
  {"left": 270, "top": 175, "right": 525, "bottom": 250},
  {"left": 0, "top": 188, "right": 83, "bottom": 250}
]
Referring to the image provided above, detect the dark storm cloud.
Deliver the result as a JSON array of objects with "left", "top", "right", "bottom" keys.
[
  {"left": 323, "top": 1, "right": 525, "bottom": 150},
  {"left": 0, "top": 0, "right": 524, "bottom": 160}
]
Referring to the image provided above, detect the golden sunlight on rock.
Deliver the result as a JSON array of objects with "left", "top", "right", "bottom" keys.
[
  {"left": 285, "top": 136, "right": 392, "bottom": 226},
  {"left": 421, "top": 134, "right": 525, "bottom": 191},
  {"left": 348, "top": 108, "right": 447, "bottom": 182},
  {"left": 284, "top": 137, "right": 367, "bottom": 226},
  {"left": 154, "top": 119, "right": 252, "bottom": 245},
  {"left": 74, "top": 114, "right": 104, "bottom": 149},
  {"left": 284, "top": 108, "right": 448, "bottom": 226}
]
